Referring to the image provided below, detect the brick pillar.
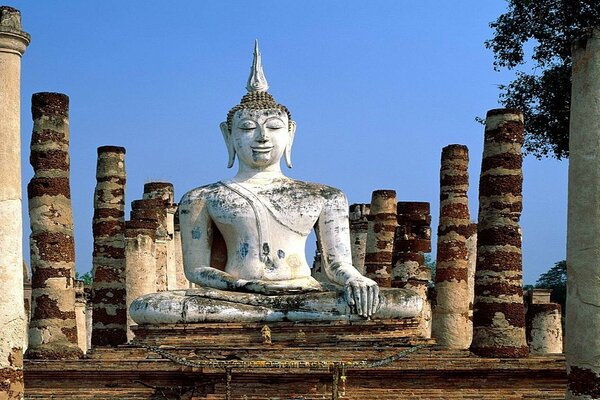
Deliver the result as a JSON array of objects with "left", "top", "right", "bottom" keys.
[
  {"left": 471, "top": 109, "right": 527, "bottom": 358},
  {"left": 173, "top": 211, "right": 188, "bottom": 289},
  {"left": 566, "top": 28, "right": 600, "bottom": 399},
  {"left": 91, "top": 146, "right": 127, "bottom": 346},
  {"left": 84, "top": 289, "right": 92, "bottom": 352},
  {"left": 26, "top": 92, "right": 82, "bottom": 360},
  {"left": 526, "top": 297, "right": 562, "bottom": 355},
  {"left": 142, "top": 182, "right": 181, "bottom": 289},
  {"left": 23, "top": 262, "right": 31, "bottom": 351},
  {"left": 0, "top": 6, "right": 29, "bottom": 397},
  {"left": 311, "top": 243, "right": 328, "bottom": 283},
  {"left": 74, "top": 280, "right": 87, "bottom": 354},
  {"left": 349, "top": 203, "right": 370, "bottom": 275},
  {"left": 130, "top": 199, "right": 168, "bottom": 291},
  {"left": 466, "top": 223, "right": 477, "bottom": 345},
  {"left": 393, "top": 202, "right": 432, "bottom": 337},
  {"left": 364, "top": 190, "right": 397, "bottom": 287},
  {"left": 432, "top": 144, "right": 473, "bottom": 349},
  {"left": 125, "top": 220, "right": 157, "bottom": 341}
]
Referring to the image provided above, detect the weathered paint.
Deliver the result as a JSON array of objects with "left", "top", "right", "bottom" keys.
[
  {"left": 364, "top": 191, "right": 397, "bottom": 287},
  {"left": 0, "top": 8, "right": 29, "bottom": 397},
  {"left": 91, "top": 146, "right": 127, "bottom": 346},
  {"left": 566, "top": 28, "right": 600, "bottom": 399},
  {"left": 26, "top": 92, "right": 82, "bottom": 360},
  {"left": 432, "top": 145, "right": 473, "bottom": 349},
  {"left": 393, "top": 202, "right": 432, "bottom": 338},
  {"left": 471, "top": 109, "right": 528, "bottom": 358}
]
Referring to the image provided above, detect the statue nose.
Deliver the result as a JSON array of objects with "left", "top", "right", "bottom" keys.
[{"left": 255, "top": 125, "right": 269, "bottom": 142}]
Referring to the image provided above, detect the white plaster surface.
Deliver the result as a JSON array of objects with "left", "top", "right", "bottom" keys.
[
  {"left": 0, "top": 25, "right": 28, "bottom": 386},
  {"left": 130, "top": 287, "right": 422, "bottom": 324},
  {"left": 529, "top": 309, "right": 563, "bottom": 355},
  {"left": 125, "top": 233, "right": 156, "bottom": 341},
  {"left": 566, "top": 28, "right": 600, "bottom": 399}
]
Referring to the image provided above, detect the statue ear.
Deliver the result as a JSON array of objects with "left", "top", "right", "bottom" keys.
[
  {"left": 284, "top": 121, "right": 297, "bottom": 168},
  {"left": 220, "top": 122, "right": 236, "bottom": 168}
]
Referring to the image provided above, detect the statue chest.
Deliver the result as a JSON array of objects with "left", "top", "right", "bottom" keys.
[{"left": 207, "top": 193, "right": 321, "bottom": 239}]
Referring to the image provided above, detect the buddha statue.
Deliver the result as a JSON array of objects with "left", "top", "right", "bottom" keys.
[{"left": 130, "top": 41, "right": 422, "bottom": 324}]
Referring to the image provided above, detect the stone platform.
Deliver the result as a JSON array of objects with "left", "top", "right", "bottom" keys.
[
  {"left": 130, "top": 319, "right": 425, "bottom": 348},
  {"left": 23, "top": 321, "right": 566, "bottom": 399}
]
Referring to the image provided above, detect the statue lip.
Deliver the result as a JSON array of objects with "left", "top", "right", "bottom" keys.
[{"left": 251, "top": 146, "right": 273, "bottom": 152}]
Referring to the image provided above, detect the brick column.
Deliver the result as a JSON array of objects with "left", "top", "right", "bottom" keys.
[
  {"left": 26, "top": 93, "right": 82, "bottom": 360},
  {"left": 130, "top": 199, "right": 168, "bottom": 291},
  {"left": 432, "top": 144, "right": 473, "bottom": 349},
  {"left": 364, "top": 190, "right": 397, "bottom": 287},
  {"left": 91, "top": 146, "right": 127, "bottom": 346},
  {"left": 125, "top": 220, "right": 157, "bottom": 341},
  {"left": 526, "top": 302, "right": 562, "bottom": 355},
  {"left": 471, "top": 109, "right": 527, "bottom": 358},
  {"left": 142, "top": 182, "right": 180, "bottom": 289},
  {"left": 466, "top": 223, "right": 477, "bottom": 345},
  {"left": 349, "top": 203, "right": 370, "bottom": 275},
  {"left": 566, "top": 28, "right": 600, "bottom": 399},
  {"left": 0, "top": 6, "right": 29, "bottom": 398},
  {"left": 393, "top": 202, "right": 432, "bottom": 337},
  {"left": 173, "top": 212, "right": 188, "bottom": 289},
  {"left": 74, "top": 280, "right": 87, "bottom": 354}
]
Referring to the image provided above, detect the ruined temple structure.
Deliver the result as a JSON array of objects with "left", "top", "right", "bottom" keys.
[
  {"left": 525, "top": 289, "right": 563, "bottom": 355},
  {"left": 0, "top": 7, "right": 29, "bottom": 398},
  {"left": 364, "top": 190, "right": 397, "bottom": 286},
  {"left": 0, "top": 6, "right": 581, "bottom": 398},
  {"left": 393, "top": 202, "right": 433, "bottom": 338},
  {"left": 26, "top": 92, "right": 82, "bottom": 360},
  {"left": 91, "top": 146, "right": 127, "bottom": 347},
  {"left": 432, "top": 144, "right": 475, "bottom": 349},
  {"left": 349, "top": 203, "right": 370, "bottom": 275},
  {"left": 566, "top": 28, "right": 600, "bottom": 399},
  {"left": 471, "top": 108, "right": 528, "bottom": 358}
]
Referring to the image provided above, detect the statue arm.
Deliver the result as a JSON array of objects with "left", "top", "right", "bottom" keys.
[{"left": 317, "top": 189, "right": 380, "bottom": 317}]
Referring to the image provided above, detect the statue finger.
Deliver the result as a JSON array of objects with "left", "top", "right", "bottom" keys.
[
  {"left": 353, "top": 285, "right": 363, "bottom": 316},
  {"left": 360, "top": 286, "right": 368, "bottom": 318},
  {"left": 367, "top": 286, "right": 374, "bottom": 317},
  {"left": 345, "top": 285, "right": 355, "bottom": 306},
  {"left": 373, "top": 285, "right": 380, "bottom": 312}
]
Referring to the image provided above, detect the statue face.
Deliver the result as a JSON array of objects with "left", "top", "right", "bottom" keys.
[{"left": 230, "top": 109, "right": 291, "bottom": 168}]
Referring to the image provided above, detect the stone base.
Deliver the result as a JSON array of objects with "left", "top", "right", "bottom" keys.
[
  {"left": 131, "top": 319, "right": 425, "bottom": 348},
  {"left": 25, "top": 342, "right": 83, "bottom": 360},
  {"left": 24, "top": 346, "right": 566, "bottom": 399},
  {"left": 23, "top": 318, "right": 565, "bottom": 399}
]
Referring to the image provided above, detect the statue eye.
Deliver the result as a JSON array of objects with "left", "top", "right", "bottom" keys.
[
  {"left": 265, "top": 120, "right": 285, "bottom": 129},
  {"left": 237, "top": 121, "right": 256, "bottom": 130}
]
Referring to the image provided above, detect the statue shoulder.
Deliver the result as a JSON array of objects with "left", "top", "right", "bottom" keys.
[
  {"left": 179, "top": 182, "right": 224, "bottom": 207},
  {"left": 287, "top": 179, "right": 347, "bottom": 202}
]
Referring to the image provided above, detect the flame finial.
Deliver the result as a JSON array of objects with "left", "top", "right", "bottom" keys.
[{"left": 246, "top": 40, "right": 269, "bottom": 93}]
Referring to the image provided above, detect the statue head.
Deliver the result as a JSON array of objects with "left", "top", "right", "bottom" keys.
[{"left": 220, "top": 41, "right": 297, "bottom": 169}]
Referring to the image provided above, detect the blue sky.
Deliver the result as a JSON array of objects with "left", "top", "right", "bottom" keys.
[{"left": 10, "top": 1, "right": 567, "bottom": 284}]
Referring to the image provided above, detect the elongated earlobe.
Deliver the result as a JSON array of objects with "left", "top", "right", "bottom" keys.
[
  {"left": 284, "top": 121, "right": 297, "bottom": 168},
  {"left": 220, "top": 122, "right": 236, "bottom": 168}
]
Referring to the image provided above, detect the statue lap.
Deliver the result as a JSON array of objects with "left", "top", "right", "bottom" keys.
[{"left": 130, "top": 287, "right": 423, "bottom": 324}]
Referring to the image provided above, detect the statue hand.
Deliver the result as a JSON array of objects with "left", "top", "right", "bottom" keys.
[
  {"left": 344, "top": 276, "right": 380, "bottom": 318},
  {"left": 239, "top": 278, "right": 322, "bottom": 295}
]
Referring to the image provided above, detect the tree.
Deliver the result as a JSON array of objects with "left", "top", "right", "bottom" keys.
[
  {"left": 486, "top": 1, "right": 600, "bottom": 159},
  {"left": 75, "top": 271, "right": 93, "bottom": 286},
  {"left": 424, "top": 253, "right": 435, "bottom": 277},
  {"left": 535, "top": 260, "right": 566, "bottom": 312}
]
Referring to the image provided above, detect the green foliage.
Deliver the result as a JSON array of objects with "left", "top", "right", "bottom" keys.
[
  {"left": 535, "top": 260, "right": 566, "bottom": 312},
  {"left": 75, "top": 271, "right": 93, "bottom": 286},
  {"left": 486, "top": 1, "right": 600, "bottom": 159}
]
